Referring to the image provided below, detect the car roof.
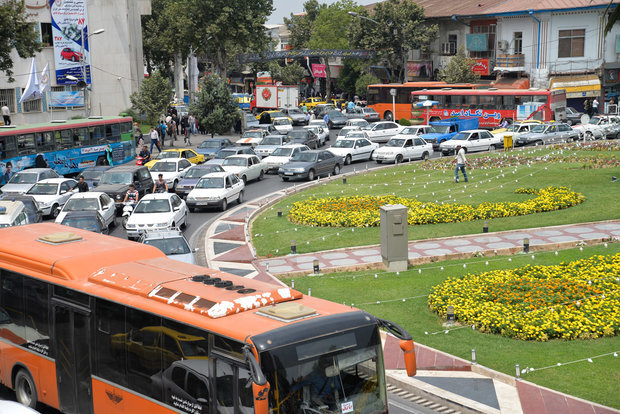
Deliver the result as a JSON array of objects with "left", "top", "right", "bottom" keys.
[
  {"left": 279, "top": 144, "right": 307, "bottom": 149},
  {"left": 227, "top": 154, "right": 255, "bottom": 159},
  {"left": 162, "top": 148, "right": 193, "bottom": 152},
  {"left": 153, "top": 157, "right": 184, "bottom": 163},
  {"left": 83, "top": 165, "right": 113, "bottom": 171},
  {"left": 107, "top": 164, "right": 145, "bottom": 172},
  {"left": 222, "top": 146, "right": 252, "bottom": 151},
  {"left": 190, "top": 164, "right": 222, "bottom": 169},
  {"left": 67, "top": 191, "right": 108, "bottom": 199},
  {"left": 461, "top": 129, "right": 489, "bottom": 133},
  {"left": 37, "top": 178, "right": 74, "bottom": 183},
  {"left": 141, "top": 192, "right": 175, "bottom": 200},
  {"left": 338, "top": 136, "right": 367, "bottom": 141},
  {"left": 0, "top": 200, "right": 25, "bottom": 215},
  {"left": 201, "top": 171, "right": 230, "bottom": 178},
  {"left": 140, "top": 229, "right": 185, "bottom": 240},
  {"left": 202, "top": 137, "right": 229, "bottom": 142},
  {"left": 272, "top": 117, "right": 289, "bottom": 121}
]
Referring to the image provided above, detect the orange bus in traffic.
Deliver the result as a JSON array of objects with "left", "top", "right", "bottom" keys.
[{"left": 0, "top": 223, "right": 416, "bottom": 414}]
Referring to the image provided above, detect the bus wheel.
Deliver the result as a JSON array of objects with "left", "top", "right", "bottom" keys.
[
  {"left": 384, "top": 111, "right": 393, "bottom": 121},
  {"left": 15, "top": 369, "right": 38, "bottom": 409}
]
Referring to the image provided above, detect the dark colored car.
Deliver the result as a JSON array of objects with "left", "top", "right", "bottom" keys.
[
  {"left": 77, "top": 165, "right": 113, "bottom": 188},
  {"left": 59, "top": 210, "right": 108, "bottom": 234},
  {"left": 95, "top": 165, "right": 154, "bottom": 211},
  {"left": 205, "top": 146, "right": 260, "bottom": 166},
  {"left": 325, "top": 110, "right": 347, "bottom": 129},
  {"left": 286, "top": 129, "right": 319, "bottom": 149},
  {"left": 0, "top": 193, "right": 43, "bottom": 223},
  {"left": 196, "top": 138, "right": 235, "bottom": 158},
  {"left": 564, "top": 107, "right": 584, "bottom": 126},
  {"left": 175, "top": 163, "right": 225, "bottom": 198},
  {"left": 313, "top": 104, "right": 336, "bottom": 118},
  {"left": 280, "top": 107, "right": 307, "bottom": 125},
  {"left": 278, "top": 150, "right": 343, "bottom": 181}
]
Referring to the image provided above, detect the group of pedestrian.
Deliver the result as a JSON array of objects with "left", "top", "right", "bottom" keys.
[{"left": 584, "top": 97, "right": 599, "bottom": 117}]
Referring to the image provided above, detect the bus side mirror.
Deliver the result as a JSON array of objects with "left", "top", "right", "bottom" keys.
[
  {"left": 399, "top": 339, "right": 417, "bottom": 377},
  {"left": 244, "top": 347, "right": 270, "bottom": 414}
]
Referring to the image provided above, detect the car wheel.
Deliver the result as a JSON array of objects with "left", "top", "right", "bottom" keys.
[
  {"left": 282, "top": 177, "right": 289, "bottom": 182},
  {"left": 376, "top": 160, "right": 383, "bottom": 164},
  {"left": 189, "top": 207, "right": 195, "bottom": 213},
  {"left": 307, "top": 169, "right": 315, "bottom": 181},
  {"left": 71, "top": 56, "right": 76, "bottom": 62},
  {"left": 50, "top": 204, "right": 59, "bottom": 219},
  {"left": 15, "top": 369, "right": 38, "bottom": 409},
  {"left": 333, "top": 164, "right": 340, "bottom": 175},
  {"left": 489, "top": 144, "right": 496, "bottom": 152},
  {"left": 586, "top": 131, "right": 593, "bottom": 140},
  {"left": 344, "top": 154, "right": 352, "bottom": 165},
  {"left": 258, "top": 170, "right": 264, "bottom": 181},
  {"left": 567, "top": 120, "right": 573, "bottom": 126},
  {"left": 221, "top": 199, "right": 228, "bottom": 211},
  {"left": 238, "top": 190, "right": 244, "bottom": 204},
  {"left": 422, "top": 152, "right": 430, "bottom": 161},
  {"left": 395, "top": 154, "right": 403, "bottom": 164}
]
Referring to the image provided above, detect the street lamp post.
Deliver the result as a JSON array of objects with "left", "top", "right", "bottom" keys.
[{"left": 78, "top": 28, "right": 104, "bottom": 117}]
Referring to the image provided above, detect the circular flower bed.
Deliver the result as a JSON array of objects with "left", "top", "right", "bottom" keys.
[
  {"left": 427, "top": 254, "right": 620, "bottom": 341},
  {"left": 289, "top": 187, "right": 585, "bottom": 228}
]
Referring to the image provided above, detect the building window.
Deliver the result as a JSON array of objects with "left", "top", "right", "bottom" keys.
[
  {"left": 513, "top": 32, "right": 522, "bottom": 54},
  {"left": 442, "top": 34, "right": 457, "bottom": 55},
  {"left": 0, "top": 89, "right": 16, "bottom": 113},
  {"left": 40, "top": 23, "right": 53, "bottom": 47},
  {"left": 558, "top": 29, "right": 585, "bottom": 58},
  {"left": 21, "top": 90, "right": 42, "bottom": 113},
  {"left": 470, "top": 24, "right": 496, "bottom": 59}
]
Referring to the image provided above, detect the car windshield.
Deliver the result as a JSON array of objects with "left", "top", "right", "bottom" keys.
[
  {"left": 222, "top": 157, "right": 247, "bottom": 167},
  {"left": 215, "top": 149, "right": 237, "bottom": 159},
  {"left": 273, "top": 118, "right": 290, "bottom": 126},
  {"left": 185, "top": 167, "right": 218, "bottom": 178},
  {"left": 333, "top": 140, "right": 354, "bottom": 148},
  {"left": 401, "top": 127, "right": 421, "bottom": 135},
  {"left": 590, "top": 117, "right": 601, "bottom": 125},
  {"left": 144, "top": 237, "right": 191, "bottom": 255},
  {"left": 261, "top": 137, "right": 281, "bottom": 145},
  {"left": 288, "top": 109, "right": 302, "bottom": 115},
  {"left": 363, "top": 108, "right": 377, "bottom": 114},
  {"left": 156, "top": 151, "right": 180, "bottom": 159},
  {"left": 271, "top": 147, "right": 294, "bottom": 157},
  {"left": 347, "top": 132, "right": 365, "bottom": 139},
  {"left": 363, "top": 123, "right": 378, "bottom": 131},
  {"left": 327, "top": 110, "right": 344, "bottom": 118},
  {"left": 196, "top": 177, "right": 224, "bottom": 189},
  {"left": 288, "top": 130, "right": 308, "bottom": 139},
  {"left": 79, "top": 170, "right": 105, "bottom": 180},
  {"left": 386, "top": 139, "right": 406, "bottom": 147},
  {"left": 63, "top": 198, "right": 99, "bottom": 211},
  {"left": 99, "top": 172, "right": 132, "bottom": 185},
  {"left": 347, "top": 119, "right": 368, "bottom": 127},
  {"left": 429, "top": 125, "right": 450, "bottom": 133},
  {"left": 291, "top": 152, "right": 317, "bottom": 162},
  {"left": 135, "top": 199, "right": 171, "bottom": 213},
  {"left": 244, "top": 131, "right": 263, "bottom": 138},
  {"left": 199, "top": 140, "right": 222, "bottom": 149},
  {"left": 8, "top": 173, "right": 38, "bottom": 184},
  {"left": 452, "top": 132, "right": 470, "bottom": 141},
  {"left": 27, "top": 183, "right": 58, "bottom": 195},
  {"left": 530, "top": 125, "right": 548, "bottom": 133},
  {"left": 310, "top": 121, "right": 326, "bottom": 127},
  {"left": 61, "top": 216, "right": 101, "bottom": 232},
  {"left": 150, "top": 162, "right": 177, "bottom": 172}
]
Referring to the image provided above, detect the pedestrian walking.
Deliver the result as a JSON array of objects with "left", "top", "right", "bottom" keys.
[
  {"left": 189, "top": 114, "right": 197, "bottom": 134},
  {"left": 453, "top": 145, "right": 471, "bottom": 183},
  {"left": 592, "top": 97, "right": 599, "bottom": 114},
  {"left": 584, "top": 99, "right": 592, "bottom": 117},
  {"left": 73, "top": 176, "right": 89, "bottom": 192},
  {"left": 105, "top": 145, "right": 114, "bottom": 166},
  {"left": 159, "top": 121, "right": 167, "bottom": 147},
  {"left": 1, "top": 103, "right": 10, "bottom": 126},
  {"left": 149, "top": 127, "right": 161, "bottom": 153}
]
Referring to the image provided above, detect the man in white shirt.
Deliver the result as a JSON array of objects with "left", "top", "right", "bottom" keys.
[
  {"left": 1, "top": 103, "right": 10, "bottom": 126},
  {"left": 592, "top": 97, "right": 599, "bottom": 114},
  {"left": 454, "top": 145, "right": 471, "bottom": 183}
]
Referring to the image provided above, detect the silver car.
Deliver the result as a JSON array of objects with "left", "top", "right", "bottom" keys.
[
  {"left": 515, "top": 123, "right": 579, "bottom": 146},
  {"left": 139, "top": 230, "right": 197, "bottom": 264}
]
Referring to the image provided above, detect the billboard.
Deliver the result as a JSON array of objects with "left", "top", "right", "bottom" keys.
[
  {"left": 51, "top": 91, "right": 84, "bottom": 107},
  {"left": 50, "top": 0, "right": 91, "bottom": 85},
  {"left": 312, "top": 64, "right": 326, "bottom": 78}
]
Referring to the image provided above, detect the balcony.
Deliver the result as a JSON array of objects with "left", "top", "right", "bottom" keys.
[{"left": 494, "top": 54, "right": 525, "bottom": 72}]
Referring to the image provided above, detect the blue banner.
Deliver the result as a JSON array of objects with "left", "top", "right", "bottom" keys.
[{"left": 51, "top": 91, "right": 84, "bottom": 107}]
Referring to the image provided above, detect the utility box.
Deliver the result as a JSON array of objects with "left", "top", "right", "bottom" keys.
[
  {"left": 380, "top": 204, "right": 409, "bottom": 272},
  {"left": 504, "top": 134, "right": 513, "bottom": 151}
]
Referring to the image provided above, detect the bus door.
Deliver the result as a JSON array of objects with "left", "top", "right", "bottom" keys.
[{"left": 53, "top": 300, "right": 93, "bottom": 414}]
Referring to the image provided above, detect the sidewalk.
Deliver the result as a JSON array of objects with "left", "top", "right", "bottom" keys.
[{"left": 201, "top": 186, "right": 620, "bottom": 414}]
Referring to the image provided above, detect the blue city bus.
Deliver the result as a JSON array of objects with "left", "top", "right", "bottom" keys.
[{"left": 0, "top": 116, "right": 135, "bottom": 177}]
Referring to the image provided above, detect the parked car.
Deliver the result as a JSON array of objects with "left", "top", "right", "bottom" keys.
[
  {"left": 237, "top": 129, "right": 268, "bottom": 147},
  {"left": 287, "top": 129, "right": 319, "bottom": 149},
  {"left": 195, "top": 138, "right": 234, "bottom": 158},
  {"left": 261, "top": 144, "right": 311, "bottom": 173},
  {"left": 279, "top": 150, "right": 342, "bottom": 181},
  {"left": 362, "top": 121, "right": 404, "bottom": 143},
  {"left": 0, "top": 200, "right": 30, "bottom": 228},
  {"left": 145, "top": 148, "right": 205, "bottom": 169},
  {"left": 337, "top": 125, "right": 361, "bottom": 139},
  {"left": 205, "top": 146, "right": 260, "bottom": 165},
  {"left": 373, "top": 136, "right": 434, "bottom": 164},
  {"left": 0, "top": 399, "right": 44, "bottom": 413},
  {"left": 59, "top": 210, "right": 109, "bottom": 234},
  {"left": 139, "top": 230, "right": 196, "bottom": 264},
  {"left": 515, "top": 123, "right": 580, "bottom": 146},
  {"left": 148, "top": 158, "right": 193, "bottom": 192},
  {"left": 0, "top": 193, "right": 42, "bottom": 223},
  {"left": 280, "top": 107, "right": 307, "bottom": 125},
  {"left": 325, "top": 110, "right": 347, "bottom": 129},
  {"left": 96, "top": 165, "right": 154, "bottom": 211},
  {"left": 186, "top": 171, "right": 245, "bottom": 212},
  {"left": 174, "top": 164, "right": 225, "bottom": 198},
  {"left": 25, "top": 177, "right": 77, "bottom": 218},
  {"left": 255, "top": 135, "right": 292, "bottom": 157},
  {"left": 272, "top": 117, "right": 294, "bottom": 135},
  {"left": 0, "top": 168, "right": 59, "bottom": 195},
  {"left": 564, "top": 107, "right": 584, "bottom": 125},
  {"left": 55, "top": 191, "right": 116, "bottom": 229},
  {"left": 345, "top": 107, "right": 380, "bottom": 122},
  {"left": 221, "top": 154, "right": 266, "bottom": 184},
  {"left": 303, "top": 125, "right": 329, "bottom": 146},
  {"left": 125, "top": 193, "right": 188, "bottom": 240},
  {"left": 439, "top": 129, "right": 502, "bottom": 155},
  {"left": 345, "top": 118, "right": 369, "bottom": 128},
  {"left": 76, "top": 165, "right": 112, "bottom": 189},
  {"left": 328, "top": 136, "right": 379, "bottom": 165},
  {"left": 60, "top": 47, "right": 82, "bottom": 61},
  {"left": 597, "top": 115, "right": 620, "bottom": 139}
]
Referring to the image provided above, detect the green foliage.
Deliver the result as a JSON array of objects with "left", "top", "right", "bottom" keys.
[
  {"left": 268, "top": 61, "right": 308, "bottom": 86},
  {"left": 0, "top": 1, "right": 42, "bottom": 82},
  {"left": 337, "top": 60, "right": 364, "bottom": 97},
  {"left": 191, "top": 74, "right": 239, "bottom": 137},
  {"left": 399, "top": 118, "right": 411, "bottom": 126},
  {"left": 355, "top": 73, "right": 380, "bottom": 97},
  {"left": 119, "top": 108, "right": 139, "bottom": 122},
  {"left": 130, "top": 71, "right": 174, "bottom": 125},
  {"left": 437, "top": 46, "right": 480, "bottom": 84}
]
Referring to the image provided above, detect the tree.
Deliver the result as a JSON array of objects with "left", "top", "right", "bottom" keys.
[
  {"left": 129, "top": 71, "right": 174, "bottom": 125},
  {"left": 191, "top": 74, "right": 239, "bottom": 137},
  {"left": 437, "top": 47, "right": 480, "bottom": 84},
  {"left": 268, "top": 61, "right": 307, "bottom": 86},
  {"left": 0, "top": 1, "right": 41, "bottom": 82},
  {"left": 338, "top": 59, "right": 364, "bottom": 98},
  {"left": 355, "top": 73, "right": 379, "bottom": 97}
]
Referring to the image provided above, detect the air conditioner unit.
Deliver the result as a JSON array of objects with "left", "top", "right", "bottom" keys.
[{"left": 497, "top": 40, "right": 509, "bottom": 52}]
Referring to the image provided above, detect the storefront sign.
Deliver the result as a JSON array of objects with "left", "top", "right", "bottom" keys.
[
  {"left": 471, "top": 59, "right": 490, "bottom": 76},
  {"left": 312, "top": 64, "right": 326, "bottom": 78},
  {"left": 50, "top": 0, "right": 91, "bottom": 85}
]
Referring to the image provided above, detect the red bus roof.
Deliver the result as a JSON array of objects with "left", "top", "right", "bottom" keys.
[
  {"left": 0, "top": 116, "right": 133, "bottom": 136},
  {"left": 412, "top": 88, "right": 552, "bottom": 96},
  {"left": 369, "top": 82, "right": 481, "bottom": 89}
]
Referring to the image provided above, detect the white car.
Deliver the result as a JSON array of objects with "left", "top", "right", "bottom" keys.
[
  {"left": 125, "top": 193, "right": 188, "bottom": 240},
  {"left": 186, "top": 171, "right": 245, "bottom": 212},
  {"left": 255, "top": 135, "right": 291, "bottom": 157},
  {"left": 25, "top": 177, "right": 77, "bottom": 218},
  {"left": 573, "top": 116, "right": 608, "bottom": 140},
  {"left": 272, "top": 117, "right": 294, "bottom": 135},
  {"left": 221, "top": 154, "right": 266, "bottom": 184},
  {"left": 439, "top": 130, "right": 502, "bottom": 155},
  {"left": 362, "top": 121, "right": 404, "bottom": 143},
  {"left": 55, "top": 191, "right": 116, "bottom": 229},
  {"left": 0, "top": 168, "right": 59, "bottom": 195},
  {"left": 398, "top": 125, "right": 432, "bottom": 136},
  {"left": 373, "top": 136, "right": 434, "bottom": 164},
  {"left": 328, "top": 136, "right": 379, "bottom": 165},
  {"left": 492, "top": 122, "right": 542, "bottom": 142},
  {"left": 261, "top": 144, "right": 310, "bottom": 173},
  {"left": 139, "top": 230, "right": 196, "bottom": 264},
  {"left": 308, "top": 119, "right": 330, "bottom": 137},
  {"left": 336, "top": 125, "right": 361, "bottom": 140},
  {"left": 303, "top": 125, "right": 329, "bottom": 146},
  {"left": 149, "top": 158, "right": 193, "bottom": 192},
  {"left": 345, "top": 118, "right": 369, "bottom": 128}
]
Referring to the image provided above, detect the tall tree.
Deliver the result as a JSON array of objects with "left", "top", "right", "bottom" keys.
[
  {"left": 191, "top": 74, "right": 239, "bottom": 137},
  {"left": 130, "top": 71, "right": 174, "bottom": 125},
  {"left": 437, "top": 47, "right": 480, "bottom": 84},
  {"left": 0, "top": 1, "right": 41, "bottom": 82},
  {"left": 355, "top": 73, "right": 379, "bottom": 97},
  {"left": 338, "top": 59, "right": 364, "bottom": 98}
]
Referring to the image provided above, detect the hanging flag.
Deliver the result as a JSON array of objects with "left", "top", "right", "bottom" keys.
[
  {"left": 19, "top": 59, "right": 42, "bottom": 103},
  {"left": 39, "top": 63, "right": 50, "bottom": 94}
]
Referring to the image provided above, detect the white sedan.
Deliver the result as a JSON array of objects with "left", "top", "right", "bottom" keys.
[
  {"left": 149, "top": 158, "right": 193, "bottom": 192},
  {"left": 56, "top": 191, "right": 116, "bottom": 229},
  {"left": 439, "top": 130, "right": 501, "bottom": 155},
  {"left": 125, "top": 193, "right": 188, "bottom": 240},
  {"left": 221, "top": 154, "right": 266, "bottom": 184},
  {"left": 186, "top": 172, "right": 245, "bottom": 212},
  {"left": 272, "top": 117, "right": 294, "bottom": 135},
  {"left": 261, "top": 144, "right": 310, "bottom": 173},
  {"left": 308, "top": 119, "right": 330, "bottom": 137},
  {"left": 303, "top": 125, "right": 329, "bottom": 146},
  {"left": 373, "top": 136, "right": 433, "bottom": 164},
  {"left": 362, "top": 121, "right": 404, "bottom": 143},
  {"left": 26, "top": 178, "right": 78, "bottom": 218},
  {"left": 328, "top": 136, "right": 379, "bottom": 165}
]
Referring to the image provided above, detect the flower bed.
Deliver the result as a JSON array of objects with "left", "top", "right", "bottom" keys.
[
  {"left": 427, "top": 253, "right": 620, "bottom": 341},
  {"left": 289, "top": 187, "right": 585, "bottom": 228}
]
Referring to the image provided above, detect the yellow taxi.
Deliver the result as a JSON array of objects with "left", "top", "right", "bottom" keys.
[
  {"left": 330, "top": 98, "right": 346, "bottom": 109},
  {"left": 299, "top": 97, "right": 327, "bottom": 109},
  {"left": 145, "top": 148, "right": 205, "bottom": 169},
  {"left": 255, "top": 110, "right": 292, "bottom": 123}
]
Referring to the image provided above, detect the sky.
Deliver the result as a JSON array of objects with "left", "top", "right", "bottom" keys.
[{"left": 268, "top": 0, "right": 377, "bottom": 24}]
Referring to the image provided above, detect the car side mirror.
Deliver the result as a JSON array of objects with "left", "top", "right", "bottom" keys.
[{"left": 173, "top": 206, "right": 180, "bottom": 211}]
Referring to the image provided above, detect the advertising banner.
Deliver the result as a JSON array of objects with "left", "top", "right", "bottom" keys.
[
  {"left": 51, "top": 91, "right": 84, "bottom": 107},
  {"left": 471, "top": 59, "right": 490, "bottom": 76},
  {"left": 312, "top": 64, "right": 326, "bottom": 78},
  {"left": 50, "top": 0, "right": 91, "bottom": 85}
]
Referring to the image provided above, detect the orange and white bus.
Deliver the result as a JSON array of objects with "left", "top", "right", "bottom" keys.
[
  {"left": 0, "top": 223, "right": 416, "bottom": 414},
  {"left": 366, "top": 82, "right": 480, "bottom": 122},
  {"left": 411, "top": 88, "right": 567, "bottom": 128}
]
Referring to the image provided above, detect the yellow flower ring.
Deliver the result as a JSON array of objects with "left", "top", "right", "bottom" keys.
[
  {"left": 428, "top": 254, "right": 620, "bottom": 341},
  {"left": 289, "top": 187, "right": 585, "bottom": 228}
]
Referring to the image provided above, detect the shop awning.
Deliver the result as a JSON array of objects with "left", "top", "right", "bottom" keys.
[{"left": 549, "top": 74, "right": 601, "bottom": 99}]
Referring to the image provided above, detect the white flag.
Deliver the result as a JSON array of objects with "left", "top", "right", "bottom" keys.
[
  {"left": 39, "top": 63, "right": 50, "bottom": 94},
  {"left": 19, "top": 59, "right": 41, "bottom": 103}
]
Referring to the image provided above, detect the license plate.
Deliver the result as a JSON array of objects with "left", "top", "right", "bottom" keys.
[{"left": 284, "top": 172, "right": 294, "bottom": 176}]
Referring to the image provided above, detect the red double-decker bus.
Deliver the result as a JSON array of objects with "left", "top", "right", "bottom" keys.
[{"left": 411, "top": 88, "right": 567, "bottom": 128}]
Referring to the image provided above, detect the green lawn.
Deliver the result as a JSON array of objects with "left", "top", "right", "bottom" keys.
[
  {"left": 252, "top": 145, "right": 620, "bottom": 257},
  {"left": 279, "top": 244, "right": 620, "bottom": 408}
]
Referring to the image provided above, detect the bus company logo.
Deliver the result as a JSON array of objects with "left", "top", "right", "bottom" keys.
[
  {"left": 262, "top": 88, "right": 272, "bottom": 101},
  {"left": 256, "top": 387, "right": 268, "bottom": 400},
  {"left": 82, "top": 145, "right": 107, "bottom": 154},
  {"left": 341, "top": 401, "right": 354, "bottom": 413},
  {"left": 449, "top": 109, "right": 501, "bottom": 120},
  {"left": 105, "top": 389, "right": 123, "bottom": 404}
]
